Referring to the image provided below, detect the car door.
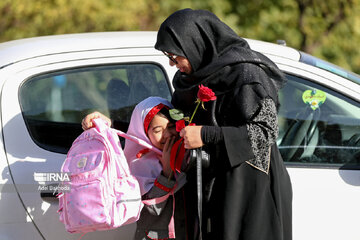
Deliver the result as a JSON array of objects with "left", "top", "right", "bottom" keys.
[
  {"left": 1, "top": 49, "right": 175, "bottom": 240},
  {"left": 277, "top": 66, "right": 360, "bottom": 240}
]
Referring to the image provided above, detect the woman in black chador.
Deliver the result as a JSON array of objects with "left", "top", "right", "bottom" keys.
[{"left": 155, "top": 9, "right": 293, "bottom": 240}]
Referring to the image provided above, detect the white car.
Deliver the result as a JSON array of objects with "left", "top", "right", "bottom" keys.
[{"left": 0, "top": 32, "right": 359, "bottom": 240}]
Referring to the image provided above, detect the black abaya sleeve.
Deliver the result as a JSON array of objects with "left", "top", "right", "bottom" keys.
[
  {"left": 222, "top": 125, "right": 255, "bottom": 166},
  {"left": 220, "top": 84, "right": 279, "bottom": 173}
]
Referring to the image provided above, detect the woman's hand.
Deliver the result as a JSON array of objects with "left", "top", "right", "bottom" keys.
[
  {"left": 180, "top": 125, "right": 204, "bottom": 149},
  {"left": 81, "top": 111, "right": 111, "bottom": 130},
  {"left": 160, "top": 136, "right": 176, "bottom": 178}
]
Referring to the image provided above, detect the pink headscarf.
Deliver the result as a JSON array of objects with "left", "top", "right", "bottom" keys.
[{"left": 124, "top": 97, "right": 173, "bottom": 195}]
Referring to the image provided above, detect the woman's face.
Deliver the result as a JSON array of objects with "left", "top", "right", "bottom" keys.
[
  {"left": 168, "top": 54, "right": 193, "bottom": 75},
  {"left": 147, "top": 114, "right": 177, "bottom": 150}
]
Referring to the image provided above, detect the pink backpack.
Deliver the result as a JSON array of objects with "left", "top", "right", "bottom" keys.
[{"left": 57, "top": 118, "right": 162, "bottom": 234}]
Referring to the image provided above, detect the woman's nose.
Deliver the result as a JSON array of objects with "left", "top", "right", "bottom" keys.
[{"left": 169, "top": 59, "right": 176, "bottom": 66}]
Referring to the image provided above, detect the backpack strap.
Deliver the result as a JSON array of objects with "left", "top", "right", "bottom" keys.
[
  {"left": 142, "top": 186, "right": 176, "bottom": 239},
  {"left": 93, "top": 118, "right": 110, "bottom": 132},
  {"left": 113, "top": 128, "right": 162, "bottom": 155},
  {"left": 92, "top": 118, "right": 162, "bottom": 155},
  {"left": 141, "top": 173, "right": 186, "bottom": 239}
]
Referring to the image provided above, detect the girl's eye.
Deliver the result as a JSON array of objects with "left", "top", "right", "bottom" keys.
[{"left": 153, "top": 128, "right": 163, "bottom": 134}]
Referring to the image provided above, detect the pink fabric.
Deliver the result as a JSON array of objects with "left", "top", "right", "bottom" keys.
[
  {"left": 58, "top": 119, "right": 144, "bottom": 233},
  {"left": 124, "top": 97, "right": 176, "bottom": 239},
  {"left": 124, "top": 97, "right": 173, "bottom": 195},
  {"left": 58, "top": 97, "right": 176, "bottom": 236}
]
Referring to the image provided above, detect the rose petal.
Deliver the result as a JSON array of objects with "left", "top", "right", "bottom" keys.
[{"left": 176, "top": 119, "right": 186, "bottom": 132}]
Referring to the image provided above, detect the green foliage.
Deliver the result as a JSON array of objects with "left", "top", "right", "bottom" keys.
[
  {"left": 219, "top": 0, "right": 360, "bottom": 74},
  {"left": 0, "top": 0, "right": 155, "bottom": 40},
  {"left": 1, "top": 0, "right": 359, "bottom": 74}
]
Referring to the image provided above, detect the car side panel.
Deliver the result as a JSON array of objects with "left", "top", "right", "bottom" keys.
[{"left": 1, "top": 51, "right": 175, "bottom": 240}]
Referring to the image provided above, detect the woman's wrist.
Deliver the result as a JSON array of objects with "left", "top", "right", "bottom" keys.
[{"left": 201, "top": 125, "right": 224, "bottom": 144}]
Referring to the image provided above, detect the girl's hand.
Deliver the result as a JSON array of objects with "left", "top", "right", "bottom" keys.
[
  {"left": 160, "top": 136, "right": 176, "bottom": 178},
  {"left": 180, "top": 125, "right": 204, "bottom": 149},
  {"left": 81, "top": 111, "right": 111, "bottom": 130}
]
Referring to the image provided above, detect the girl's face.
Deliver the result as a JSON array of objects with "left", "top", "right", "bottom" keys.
[{"left": 147, "top": 114, "right": 177, "bottom": 150}]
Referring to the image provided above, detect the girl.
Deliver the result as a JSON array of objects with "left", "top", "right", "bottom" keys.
[{"left": 82, "top": 97, "right": 187, "bottom": 240}]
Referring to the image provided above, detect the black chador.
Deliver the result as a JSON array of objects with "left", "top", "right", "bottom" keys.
[{"left": 155, "top": 8, "right": 292, "bottom": 240}]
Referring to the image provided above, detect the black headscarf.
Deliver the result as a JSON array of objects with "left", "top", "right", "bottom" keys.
[{"left": 155, "top": 8, "right": 286, "bottom": 106}]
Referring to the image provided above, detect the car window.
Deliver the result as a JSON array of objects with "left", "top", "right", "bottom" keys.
[
  {"left": 278, "top": 74, "right": 360, "bottom": 168},
  {"left": 19, "top": 63, "right": 172, "bottom": 154}
]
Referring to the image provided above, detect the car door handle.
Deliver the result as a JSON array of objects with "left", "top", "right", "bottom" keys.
[{"left": 39, "top": 183, "right": 59, "bottom": 198}]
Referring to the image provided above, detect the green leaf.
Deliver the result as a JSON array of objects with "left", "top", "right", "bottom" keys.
[{"left": 169, "top": 108, "right": 184, "bottom": 120}]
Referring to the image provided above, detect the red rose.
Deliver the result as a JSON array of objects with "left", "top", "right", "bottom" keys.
[
  {"left": 176, "top": 119, "right": 186, "bottom": 132},
  {"left": 197, "top": 84, "right": 217, "bottom": 102}
]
